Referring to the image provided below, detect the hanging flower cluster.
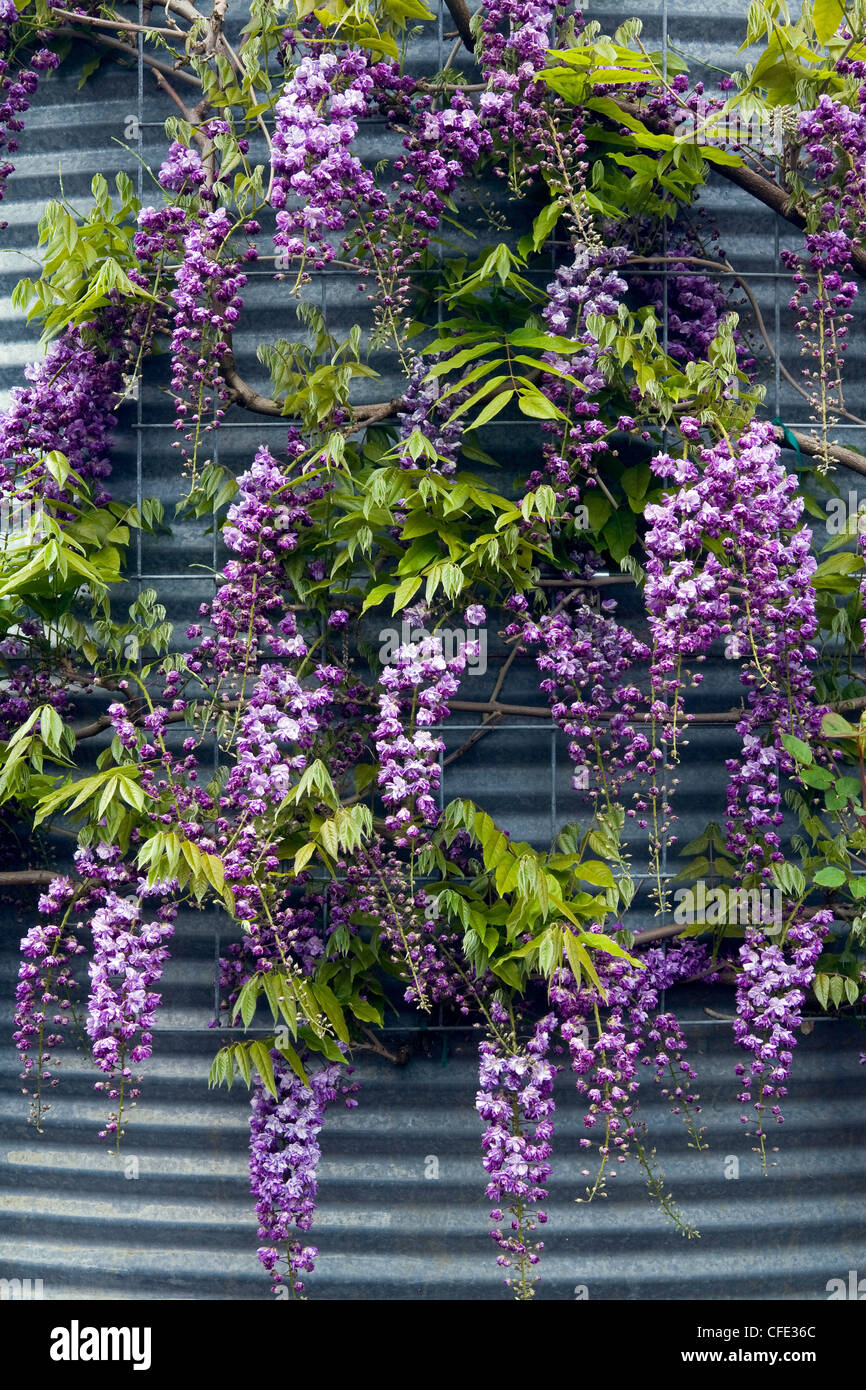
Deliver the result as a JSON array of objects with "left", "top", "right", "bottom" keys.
[
  {"left": 734, "top": 909, "right": 832, "bottom": 1158},
  {"left": 645, "top": 419, "right": 825, "bottom": 871},
  {"left": 249, "top": 1050, "right": 356, "bottom": 1296},
  {"left": 478, "top": 0, "right": 565, "bottom": 157},
  {"left": 271, "top": 51, "right": 387, "bottom": 272},
  {"left": 556, "top": 938, "right": 711, "bottom": 1191},
  {"left": 530, "top": 244, "right": 630, "bottom": 512},
  {"left": 0, "top": 317, "right": 125, "bottom": 502},
  {"left": 511, "top": 592, "right": 649, "bottom": 809},
  {"left": 168, "top": 208, "right": 248, "bottom": 463},
  {"left": 373, "top": 619, "right": 482, "bottom": 845},
  {"left": 189, "top": 444, "right": 314, "bottom": 683},
  {"left": 0, "top": 14, "right": 58, "bottom": 222},
  {"left": 87, "top": 883, "right": 178, "bottom": 1140},
  {"left": 477, "top": 1006, "right": 557, "bottom": 1298},
  {"left": 13, "top": 845, "right": 134, "bottom": 1127}
]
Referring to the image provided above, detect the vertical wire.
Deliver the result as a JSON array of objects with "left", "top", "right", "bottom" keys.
[
  {"left": 550, "top": 726, "right": 556, "bottom": 845},
  {"left": 774, "top": 218, "right": 781, "bottom": 418},
  {"left": 659, "top": 0, "right": 670, "bottom": 965},
  {"left": 136, "top": 3, "right": 144, "bottom": 588}
]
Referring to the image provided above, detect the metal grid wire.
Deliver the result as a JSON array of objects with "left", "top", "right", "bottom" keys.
[{"left": 110, "top": 0, "right": 866, "bottom": 1026}]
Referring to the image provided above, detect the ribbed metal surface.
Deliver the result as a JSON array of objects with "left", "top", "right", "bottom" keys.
[
  {"left": 1, "top": 4, "right": 865, "bottom": 1301},
  {"left": 2, "top": 995, "right": 864, "bottom": 1300}
]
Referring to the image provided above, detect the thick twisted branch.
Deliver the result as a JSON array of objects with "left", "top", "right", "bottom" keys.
[{"left": 442, "top": 0, "right": 475, "bottom": 54}]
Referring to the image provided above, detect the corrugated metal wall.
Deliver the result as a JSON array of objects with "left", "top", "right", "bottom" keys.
[{"left": 1, "top": 1, "right": 865, "bottom": 1300}]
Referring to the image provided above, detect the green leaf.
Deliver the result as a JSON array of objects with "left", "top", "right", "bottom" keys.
[
  {"left": 491, "top": 957, "right": 523, "bottom": 988},
  {"left": 275, "top": 1040, "right": 309, "bottom": 1088},
  {"left": 575, "top": 860, "right": 616, "bottom": 889},
  {"left": 294, "top": 841, "right": 317, "bottom": 874},
  {"left": 311, "top": 981, "right": 350, "bottom": 1045},
  {"left": 517, "top": 390, "right": 560, "bottom": 420},
  {"left": 814, "top": 865, "right": 847, "bottom": 888},
  {"left": 813, "top": 0, "right": 845, "bottom": 44},
  {"left": 362, "top": 581, "right": 397, "bottom": 614},
  {"left": 821, "top": 712, "right": 858, "bottom": 738},
  {"left": 538, "top": 927, "right": 560, "bottom": 977},
  {"left": 347, "top": 995, "right": 383, "bottom": 1025},
  {"left": 249, "top": 1040, "right": 277, "bottom": 1098},
  {"left": 391, "top": 574, "right": 423, "bottom": 616},
  {"left": 780, "top": 732, "right": 813, "bottom": 766},
  {"left": 602, "top": 510, "right": 636, "bottom": 563},
  {"left": 799, "top": 764, "right": 833, "bottom": 789},
  {"left": 471, "top": 389, "right": 514, "bottom": 431},
  {"left": 530, "top": 200, "right": 564, "bottom": 250},
  {"left": 235, "top": 1043, "right": 252, "bottom": 1088}
]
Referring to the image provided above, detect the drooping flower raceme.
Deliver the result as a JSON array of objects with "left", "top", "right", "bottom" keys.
[
  {"left": 271, "top": 50, "right": 386, "bottom": 272},
  {"left": 734, "top": 908, "right": 832, "bottom": 1156},
  {"left": 644, "top": 419, "right": 825, "bottom": 874},
  {"left": 477, "top": 1006, "right": 557, "bottom": 1298},
  {"left": 0, "top": 318, "right": 125, "bottom": 502},
  {"left": 249, "top": 1049, "right": 355, "bottom": 1296},
  {"left": 168, "top": 208, "right": 247, "bottom": 463},
  {"left": 13, "top": 844, "right": 133, "bottom": 1126},
  {"left": 556, "top": 937, "right": 711, "bottom": 1188},
  {"left": 373, "top": 627, "right": 480, "bottom": 845},
  {"left": 87, "top": 882, "right": 178, "bottom": 1139},
  {"left": 0, "top": 30, "right": 59, "bottom": 224},
  {"left": 478, "top": 0, "right": 565, "bottom": 158},
  {"left": 529, "top": 245, "right": 630, "bottom": 516},
  {"left": 513, "top": 593, "right": 649, "bottom": 808}
]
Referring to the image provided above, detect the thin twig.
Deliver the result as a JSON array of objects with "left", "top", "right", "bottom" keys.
[
  {"left": 51, "top": 24, "right": 202, "bottom": 87},
  {"left": 49, "top": 8, "right": 183, "bottom": 36}
]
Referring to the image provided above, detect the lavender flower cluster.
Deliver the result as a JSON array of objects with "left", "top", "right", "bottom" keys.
[
  {"left": 374, "top": 614, "right": 482, "bottom": 846},
  {"left": 510, "top": 592, "right": 649, "bottom": 808},
  {"left": 0, "top": 11, "right": 58, "bottom": 224},
  {"left": 0, "top": 318, "right": 124, "bottom": 502},
  {"left": 530, "top": 244, "right": 630, "bottom": 514},
  {"left": 271, "top": 51, "right": 386, "bottom": 271},
  {"left": 86, "top": 884, "right": 177, "bottom": 1135},
  {"left": 734, "top": 909, "right": 832, "bottom": 1150},
  {"left": 249, "top": 1050, "right": 356, "bottom": 1296},
  {"left": 555, "top": 939, "right": 711, "bottom": 1185},
  {"left": 645, "top": 419, "right": 825, "bottom": 872},
  {"left": 477, "top": 1007, "right": 557, "bottom": 1297},
  {"left": 168, "top": 208, "right": 247, "bottom": 461}
]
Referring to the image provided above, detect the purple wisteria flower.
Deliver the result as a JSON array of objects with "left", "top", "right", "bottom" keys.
[
  {"left": 168, "top": 208, "right": 247, "bottom": 460},
  {"left": 158, "top": 140, "right": 208, "bottom": 194},
  {"left": 271, "top": 51, "right": 386, "bottom": 271},
  {"left": 87, "top": 882, "right": 178, "bottom": 1139},
  {"left": 249, "top": 1050, "right": 356, "bottom": 1296},
  {"left": 644, "top": 419, "right": 826, "bottom": 872},
  {"left": 477, "top": 1007, "right": 557, "bottom": 1298},
  {"left": 0, "top": 25, "right": 58, "bottom": 222},
  {"left": 734, "top": 909, "right": 832, "bottom": 1155},
  {"left": 512, "top": 594, "right": 649, "bottom": 805},
  {"left": 374, "top": 630, "right": 477, "bottom": 845},
  {"left": 528, "top": 244, "right": 630, "bottom": 516}
]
